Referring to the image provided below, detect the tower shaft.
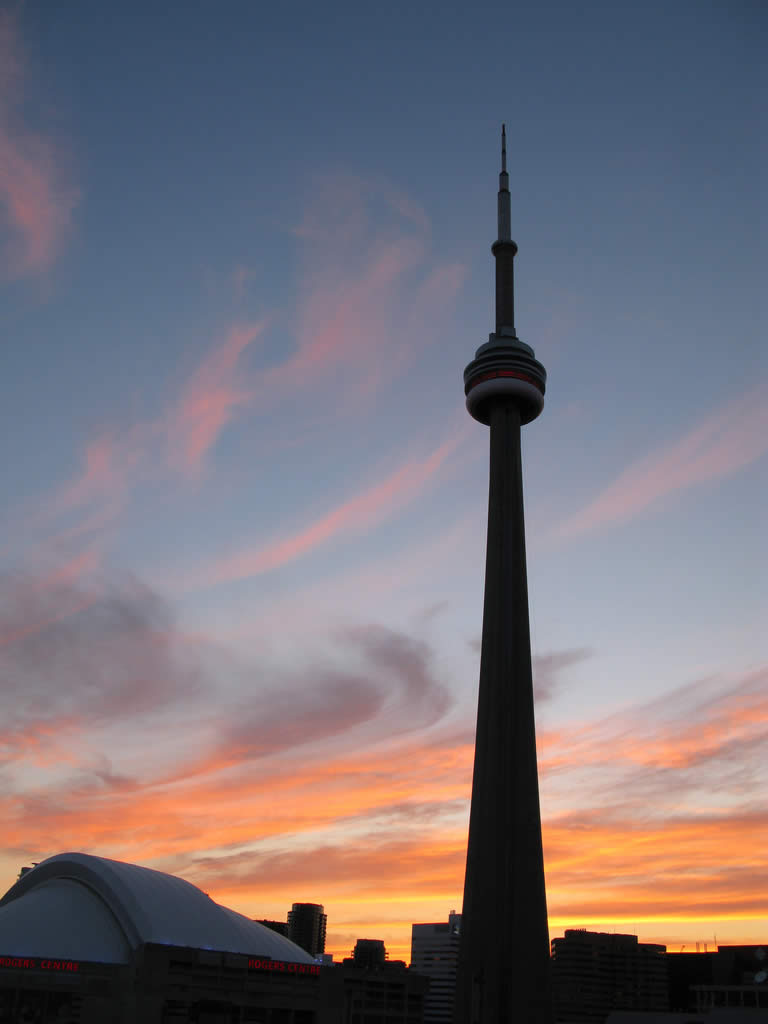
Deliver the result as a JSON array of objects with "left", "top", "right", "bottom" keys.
[{"left": 454, "top": 402, "right": 552, "bottom": 1022}]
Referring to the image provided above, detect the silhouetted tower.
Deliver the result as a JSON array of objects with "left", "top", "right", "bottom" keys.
[
  {"left": 287, "top": 902, "right": 327, "bottom": 958},
  {"left": 352, "top": 939, "right": 388, "bottom": 969},
  {"left": 454, "top": 126, "right": 553, "bottom": 1023}
]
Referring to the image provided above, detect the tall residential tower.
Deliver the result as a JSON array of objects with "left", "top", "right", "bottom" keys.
[
  {"left": 287, "top": 902, "right": 327, "bottom": 959},
  {"left": 453, "top": 127, "right": 553, "bottom": 1024}
]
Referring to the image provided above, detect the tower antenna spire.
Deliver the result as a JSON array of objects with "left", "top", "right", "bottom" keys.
[{"left": 498, "top": 123, "right": 511, "bottom": 242}]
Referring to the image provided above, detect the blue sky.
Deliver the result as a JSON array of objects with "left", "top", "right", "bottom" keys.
[{"left": 0, "top": 0, "right": 765, "bottom": 959}]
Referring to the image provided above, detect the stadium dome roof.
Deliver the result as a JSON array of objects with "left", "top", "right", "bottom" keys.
[{"left": 0, "top": 852, "right": 314, "bottom": 965}]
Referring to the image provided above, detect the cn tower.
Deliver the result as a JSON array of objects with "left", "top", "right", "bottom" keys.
[{"left": 454, "top": 127, "right": 553, "bottom": 1023}]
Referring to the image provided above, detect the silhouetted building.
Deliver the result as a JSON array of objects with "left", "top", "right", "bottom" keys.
[
  {"left": 411, "top": 912, "right": 461, "bottom": 1024},
  {"left": 454, "top": 126, "right": 552, "bottom": 1024},
  {"left": 288, "top": 903, "right": 327, "bottom": 958},
  {"left": 335, "top": 949, "right": 427, "bottom": 1023},
  {"left": 667, "top": 946, "right": 768, "bottom": 1013},
  {"left": 667, "top": 951, "right": 718, "bottom": 1011},
  {"left": 256, "top": 918, "right": 289, "bottom": 937},
  {"left": 606, "top": 1013, "right": 768, "bottom": 1023},
  {"left": 551, "top": 929, "right": 668, "bottom": 1023},
  {"left": 351, "top": 940, "right": 388, "bottom": 970}
]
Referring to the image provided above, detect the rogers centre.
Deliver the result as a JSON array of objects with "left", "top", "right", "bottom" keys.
[{"left": 0, "top": 852, "right": 342, "bottom": 1023}]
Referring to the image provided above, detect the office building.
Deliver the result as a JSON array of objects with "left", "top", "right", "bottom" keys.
[
  {"left": 551, "top": 929, "right": 668, "bottom": 1022},
  {"left": 411, "top": 912, "right": 461, "bottom": 1024}
]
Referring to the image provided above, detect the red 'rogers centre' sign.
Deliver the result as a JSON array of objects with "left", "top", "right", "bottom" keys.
[
  {"left": 0, "top": 956, "right": 79, "bottom": 971},
  {"left": 248, "top": 958, "right": 319, "bottom": 975}
]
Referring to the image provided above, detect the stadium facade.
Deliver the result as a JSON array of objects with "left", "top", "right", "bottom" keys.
[{"left": 0, "top": 852, "right": 365, "bottom": 1023}]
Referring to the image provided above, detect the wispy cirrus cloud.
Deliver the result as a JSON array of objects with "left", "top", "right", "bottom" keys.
[
  {"left": 558, "top": 387, "right": 768, "bottom": 537},
  {"left": 270, "top": 172, "right": 464, "bottom": 413},
  {"left": 19, "top": 172, "right": 463, "bottom": 565},
  {"left": 181, "top": 430, "right": 466, "bottom": 589},
  {"left": 169, "top": 322, "right": 266, "bottom": 474},
  {"left": 0, "top": 11, "right": 77, "bottom": 276}
]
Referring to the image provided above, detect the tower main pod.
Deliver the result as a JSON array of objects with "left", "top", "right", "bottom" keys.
[{"left": 454, "top": 127, "right": 553, "bottom": 1024}]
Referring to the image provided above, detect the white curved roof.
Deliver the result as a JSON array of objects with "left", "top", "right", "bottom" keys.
[{"left": 0, "top": 852, "right": 313, "bottom": 965}]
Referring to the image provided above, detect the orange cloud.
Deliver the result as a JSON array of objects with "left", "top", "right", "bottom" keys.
[
  {"left": 2, "top": 649, "right": 766, "bottom": 963},
  {"left": 558, "top": 387, "right": 768, "bottom": 536},
  {"left": 0, "top": 11, "right": 77, "bottom": 275},
  {"left": 1, "top": 556, "right": 763, "bottom": 966}
]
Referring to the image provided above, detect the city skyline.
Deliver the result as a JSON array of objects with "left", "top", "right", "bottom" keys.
[{"left": 1, "top": 1, "right": 765, "bottom": 964}]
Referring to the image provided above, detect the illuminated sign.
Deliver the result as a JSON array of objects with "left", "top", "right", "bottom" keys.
[
  {"left": 0, "top": 953, "right": 319, "bottom": 976},
  {"left": 0, "top": 956, "right": 79, "bottom": 971},
  {"left": 248, "top": 958, "right": 320, "bottom": 976}
]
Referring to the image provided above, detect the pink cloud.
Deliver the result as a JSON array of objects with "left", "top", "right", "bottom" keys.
[
  {"left": 0, "top": 11, "right": 77, "bottom": 276},
  {"left": 30, "top": 321, "right": 262, "bottom": 545},
  {"left": 559, "top": 387, "right": 768, "bottom": 536},
  {"left": 269, "top": 172, "right": 463, "bottom": 414},
  {"left": 187, "top": 431, "right": 465, "bottom": 587},
  {"left": 170, "top": 322, "right": 266, "bottom": 474},
  {"left": 52, "top": 436, "right": 120, "bottom": 512},
  {"left": 14, "top": 175, "right": 463, "bottom": 564}
]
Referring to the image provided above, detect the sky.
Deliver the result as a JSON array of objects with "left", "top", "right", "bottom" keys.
[{"left": 0, "top": 0, "right": 765, "bottom": 963}]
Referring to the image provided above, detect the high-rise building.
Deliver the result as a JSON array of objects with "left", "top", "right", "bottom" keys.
[
  {"left": 410, "top": 912, "right": 461, "bottom": 1024},
  {"left": 551, "top": 929, "right": 668, "bottom": 1022},
  {"left": 351, "top": 939, "right": 388, "bottom": 970},
  {"left": 453, "top": 127, "right": 553, "bottom": 1024},
  {"left": 287, "top": 902, "right": 327, "bottom": 958}
]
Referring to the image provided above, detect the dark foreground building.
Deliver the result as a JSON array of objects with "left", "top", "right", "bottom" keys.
[
  {"left": 551, "top": 930, "right": 668, "bottom": 1023},
  {"left": 288, "top": 905, "right": 327, "bottom": 960},
  {"left": 0, "top": 852, "right": 319, "bottom": 1023},
  {"left": 667, "top": 945, "right": 768, "bottom": 1014},
  {"left": 410, "top": 913, "right": 461, "bottom": 1024},
  {"left": 336, "top": 949, "right": 427, "bottom": 1024},
  {"left": 454, "top": 127, "right": 552, "bottom": 1023},
  {"left": 0, "top": 852, "right": 425, "bottom": 1024}
]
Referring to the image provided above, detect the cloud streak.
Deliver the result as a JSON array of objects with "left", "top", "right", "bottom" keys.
[
  {"left": 20, "top": 171, "right": 464, "bottom": 576},
  {"left": 170, "top": 322, "right": 266, "bottom": 474},
  {"left": 558, "top": 387, "right": 768, "bottom": 536},
  {"left": 0, "top": 11, "right": 77, "bottom": 275},
  {"left": 185, "top": 431, "right": 465, "bottom": 588}
]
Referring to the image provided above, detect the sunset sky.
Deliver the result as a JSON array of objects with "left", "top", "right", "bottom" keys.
[{"left": 1, "top": 1, "right": 765, "bottom": 963}]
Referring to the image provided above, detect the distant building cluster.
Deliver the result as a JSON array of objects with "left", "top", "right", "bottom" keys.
[
  {"left": 550, "top": 929, "right": 768, "bottom": 1023},
  {"left": 1, "top": 855, "right": 765, "bottom": 1022},
  {"left": 0, "top": 854, "right": 428, "bottom": 1023}
]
